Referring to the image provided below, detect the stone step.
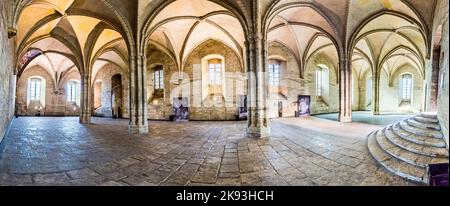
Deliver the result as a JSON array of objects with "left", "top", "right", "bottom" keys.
[
  {"left": 407, "top": 118, "right": 441, "bottom": 131},
  {"left": 415, "top": 116, "right": 439, "bottom": 124},
  {"left": 388, "top": 125, "right": 449, "bottom": 156},
  {"left": 367, "top": 132, "right": 427, "bottom": 184},
  {"left": 391, "top": 123, "right": 447, "bottom": 148},
  {"left": 420, "top": 113, "right": 438, "bottom": 119},
  {"left": 377, "top": 129, "right": 448, "bottom": 167},
  {"left": 399, "top": 122, "right": 443, "bottom": 139}
]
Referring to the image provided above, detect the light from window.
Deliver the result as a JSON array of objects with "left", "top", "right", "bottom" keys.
[
  {"left": 269, "top": 64, "right": 280, "bottom": 86},
  {"left": 440, "top": 71, "right": 445, "bottom": 89},
  {"left": 154, "top": 69, "right": 164, "bottom": 90},
  {"left": 352, "top": 77, "right": 355, "bottom": 101},
  {"left": 68, "top": 81, "right": 78, "bottom": 102},
  {"left": 30, "top": 78, "right": 41, "bottom": 101},
  {"left": 401, "top": 74, "right": 413, "bottom": 101},
  {"left": 209, "top": 60, "right": 222, "bottom": 85},
  {"left": 316, "top": 69, "right": 323, "bottom": 97}
]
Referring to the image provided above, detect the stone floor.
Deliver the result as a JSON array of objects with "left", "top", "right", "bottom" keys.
[
  {"left": 314, "top": 111, "right": 414, "bottom": 125},
  {"left": 0, "top": 116, "right": 417, "bottom": 186}
]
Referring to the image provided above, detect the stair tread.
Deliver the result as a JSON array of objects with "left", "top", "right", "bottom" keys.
[
  {"left": 377, "top": 130, "right": 449, "bottom": 167},
  {"left": 389, "top": 125, "right": 449, "bottom": 156},
  {"left": 415, "top": 116, "right": 439, "bottom": 124},
  {"left": 399, "top": 122, "right": 443, "bottom": 138},
  {"left": 420, "top": 113, "right": 438, "bottom": 119},
  {"left": 407, "top": 118, "right": 440, "bottom": 130},
  {"left": 391, "top": 124, "right": 446, "bottom": 148},
  {"left": 368, "top": 132, "right": 427, "bottom": 183}
]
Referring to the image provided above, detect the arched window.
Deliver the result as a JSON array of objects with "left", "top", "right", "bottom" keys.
[
  {"left": 29, "top": 78, "right": 42, "bottom": 101},
  {"left": 27, "top": 76, "right": 46, "bottom": 107},
  {"left": 401, "top": 74, "right": 413, "bottom": 101},
  {"left": 208, "top": 59, "right": 222, "bottom": 86},
  {"left": 67, "top": 80, "right": 79, "bottom": 103},
  {"left": 154, "top": 67, "right": 164, "bottom": 90},
  {"left": 269, "top": 62, "right": 280, "bottom": 87},
  {"left": 316, "top": 69, "right": 323, "bottom": 97}
]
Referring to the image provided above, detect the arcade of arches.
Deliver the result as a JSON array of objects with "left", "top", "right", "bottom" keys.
[{"left": 0, "top": 0, "right": 448, "bottom": 186}]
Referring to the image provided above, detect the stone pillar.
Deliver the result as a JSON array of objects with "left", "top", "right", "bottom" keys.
[
  {"left": 428, "top": 46, "right": 441, "bottom": 112},
  {"left": 373, "top": 68, "right": 381, "bottom": 115},
  {"left": 128, "top": 52, "right": 149, "bottom": 134},
  {"left": 246, "top": 35, "right": 270, "bottom": 138},
  {"left": 339, "top": 56, "right": 352, "bottom": 122},
  {"left": 80, "top": 74, "right": 92, "bottom": 124}
]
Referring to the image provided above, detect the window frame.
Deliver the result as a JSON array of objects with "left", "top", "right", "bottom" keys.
[
  {"left": 208, "top": 59, "right": 222, "bottom": 86},
  {"left": 67, "top": 80, "right": 78, "bottom": 103},
  {"left": 268, "top": 62, "right": 281, "bottom": 87},
  {"left": 29, "top": 78, "right": 42, "bottom": 101},
  {"left": 401, "top": 73, "right": 413, "bottom": 102},
  {"left": 154, "top": 68, "right": 164, "bottom": 90},
  {"left": 316, "top": 68, "right": 323, "bottom": 97}
]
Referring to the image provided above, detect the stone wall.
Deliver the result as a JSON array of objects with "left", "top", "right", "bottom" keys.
[
  {"left": 16, "top": 66, "right": 82, "bottom": 116},
  {"left": 268, "top": 42, "right": 303, "bottom": 118},
  {"left": 146, "top": 47, "right": 177, "bottom": 120},
  {"left": 0, "top": 0, "right": 15, "bottom": 143},
  {"left": 434, "top": 0, "right": 449, "bottom": 148},
  {"left": 379, "top": 65, "right": 424, "bottom": 113},
  {"left": 149, "top": 44, "right": 247, "bottom": 121},
  {"left": 184, "top": 39, "right": 245, "bottom": 120},
  {"left": 356, "top": 71, "right": 372, "bottom": 111},
  {"left": 93, "top": 63, "right": 129, "bottom": 118},
  {"left": 305, "top": 53, "right": 340, "bottom": 115}
]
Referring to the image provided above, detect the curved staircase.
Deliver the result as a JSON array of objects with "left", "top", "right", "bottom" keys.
[{"left": 367, "top": 113, "right": 449, "bottom": 184}]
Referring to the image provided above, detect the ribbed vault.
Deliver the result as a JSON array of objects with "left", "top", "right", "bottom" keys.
[{"left": 145, "top": 0, "right": 246, "bottom": 71}]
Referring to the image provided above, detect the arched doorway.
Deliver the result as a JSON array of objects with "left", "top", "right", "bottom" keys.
[{"left": 111, "top": 74, "right": 123, "bottom": 119}]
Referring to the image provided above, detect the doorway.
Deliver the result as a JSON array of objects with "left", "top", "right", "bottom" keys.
[
  {"left": 278, "top": 101, "right": 283, "bottom": 117},
  {"left": 111, "top": 74, "right": 123, "bottom": 119}
]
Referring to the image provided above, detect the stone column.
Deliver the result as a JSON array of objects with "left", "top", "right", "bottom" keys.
[
  {"left": 428, "top": 46, "right": 441, "bottom": 112},
  {"left": 80, "top": 74, "right": 92, "bottom": 124},
  {"left": 338, "top": 56, "right": 352, "bottom": 122},
  {"left": 128, "top": 52, "right": 149, "bottom": 134},
  {"left": 246, "top": 35, "right": 270, "bottom": 138},
  {"left": 372, "top": 68, "right": 381, "bottom": 115}
]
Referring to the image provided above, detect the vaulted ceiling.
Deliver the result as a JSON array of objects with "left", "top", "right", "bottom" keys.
[
  {"left": 266, "top": 0, "right": 430, "bottom": 81},
  {"left": 146, "top": 0, "right": 245, "bottom": 71},
  {"left": 267, "top": 6, "right": 339, "bottom": 77},
  {"left": 14, "top": 0, "right": 436, "bottom": 83},
  {"left": 16, "top": 0, "right": 128, "bottom": 81},
  {"left": 352, "top": 11, "right": 427, "bottom": 83}
]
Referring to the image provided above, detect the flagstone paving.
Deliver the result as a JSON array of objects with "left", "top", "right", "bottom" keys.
[{"left": 0, "top": 117, "right": 416, "bottom": 186}]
